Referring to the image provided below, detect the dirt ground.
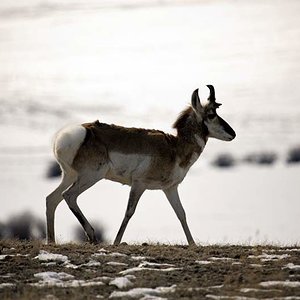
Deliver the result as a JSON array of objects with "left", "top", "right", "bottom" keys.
[{"left": 0, "top": 240, "right": 299, "bottom": 299}]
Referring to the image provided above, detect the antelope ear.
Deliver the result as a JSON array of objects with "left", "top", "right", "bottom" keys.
[{"left": 191, "top": 89, "right": 204, "bottom": 115}]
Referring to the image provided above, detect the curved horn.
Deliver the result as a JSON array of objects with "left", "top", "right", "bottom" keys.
[{"left": 207, "top": 85, "right": 216, "bottom": 102}]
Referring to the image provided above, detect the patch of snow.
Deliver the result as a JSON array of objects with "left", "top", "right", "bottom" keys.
[
  {"left": 0, "top": 253, "right": 29, "bottom": 261},
  {"left": 131, "top": 256, "right": 151, "bottom": 261},
  {"left": 187, "top": 287, "right": 204, "bottom": 292},
  {"left": 266, "top": 249, "right": 300, "bottom": 253},
  {"left": 250, "top": 264, "right": 263, "bottom": 268},
  {"left": 63, "top": 258, "right": 100, "bottom": 269},
  {"left": 206, "top": 295, "right": 229, "bottom": 299},
  {"left": 34, "top": 250, "right": 68, "bottom": 263},
  {"left": 125, "top": 275, "right": 136, "bottom": 280},
  {"left": 109, "top": 285, "right": 176, "bottom": 298},
  {"left": 34, "top": 271, "right": 74, "bottom": 281},
  {"left": 248, "top": 253, "right": 290, "bottom": 262},
  {"left": 120, "top": 262, "right": 180, "bottom": 275},
  {"left": 107, "top": 261, "right": 128, "bottom": 266},
  {"left": 41, "top": 262, "right": 57, "bottom": 267},
  {"left": 95, "top": 276, "right": 112, "bottom": 284},
  {"left": 72, "top": 280, "right": 104, "bottom": 287},
  {"left": 139, "top": 262, "right": 175, "bottom": 268},
  {"left": 109, "top": 277, "right": 133, "bottom": 289},
  {"left": 92, "top": 252, "right": 107, "bottom": 258},
  {"left": 188, "top": 285, "right": 224, "bottom": 292},
  {"left": 63, "top": 261, "right": 79, "bottom": 269},
  {"left": 98, "top": 248, "right": 109, "bottom": 253},
  {"left": 283, "top": 263, "right": 300, "bottom": 270},
  {"left": 209, "top": 285, "right": 224, "bottom": 289},
  {"left": 259, "top": 280, "right": 300, "bottom": 288},
  {"left": 82, "top": 260, "right": 101, "bottom": 267},
  {"left": 31, "top": 271, "right": 104, "bottom": 288},
  {"left": 32, "top": 278, "right": 104, "bottom": 288},
  {"left": 209, "top": 257, "right": 235, "bottom": 262},
  {"left": 92, "top": 251, "right": 127, "bottom": 258},
  {"left": 122, "top": 266, "right": 181, "bottom": 275},
  {"left": 110, "top": 252, "right": 128, "bottom": 258},
  {"left": 240, "top": 288, "right": 280, "bottom": 293},
  {"left": 196, "top": 260, "right": 212, "bottom": 265},
  {"left": 0, "top": 273, "right": 14, "bottom": 278}
]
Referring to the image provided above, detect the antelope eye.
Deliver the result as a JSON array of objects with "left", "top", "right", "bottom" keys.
[{"left": 207, "top": 114, "right": 215, "bottom": 120}]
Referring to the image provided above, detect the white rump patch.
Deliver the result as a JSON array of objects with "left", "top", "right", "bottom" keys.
[{"left": 54, "top": 124, "right": 86, "bottom": 166}]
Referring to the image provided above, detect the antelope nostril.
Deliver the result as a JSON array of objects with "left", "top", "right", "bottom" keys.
[{"left": 231, "top": 130, "right": 236, "bottom": 139}]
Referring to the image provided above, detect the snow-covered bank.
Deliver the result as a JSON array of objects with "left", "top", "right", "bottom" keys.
[{"left": 1, "top": 241, "right": 299, "bottom": 299}]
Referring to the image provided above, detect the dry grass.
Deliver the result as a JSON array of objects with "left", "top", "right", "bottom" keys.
[{"left": 0, "top": 240, "right": 299, "bottom": 299}]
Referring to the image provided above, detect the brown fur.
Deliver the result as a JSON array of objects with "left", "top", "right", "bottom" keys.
[{"left": 72, "top": 107, "right": 207, "bottom": 172}]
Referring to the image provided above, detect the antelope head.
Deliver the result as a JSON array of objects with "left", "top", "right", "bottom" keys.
[{"left": 191, "top": 85, "right": 236, "bottom": 141}]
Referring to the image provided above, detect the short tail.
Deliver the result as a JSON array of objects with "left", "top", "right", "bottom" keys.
[{"left": 53, "top": 125, "right": 87, "bottom": 176}]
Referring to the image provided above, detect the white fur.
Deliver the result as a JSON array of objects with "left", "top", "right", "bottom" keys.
[
  {"left": 54, "top": 125, "right": 86, "bottom": 166},
  {"left": 106, "top": 152, "right": 152, "bottom": 185},
  {"left": 205, "top": 121, "right": 233, "bottom": 141},
  {"left": 172, "top": 152, "right": 200, "bottom": 185},
  {"left": 106, "top": 151, "right": 200, "bottom": 189}
]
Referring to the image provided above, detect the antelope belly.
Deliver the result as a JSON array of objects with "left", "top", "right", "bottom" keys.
[{"left": 105, "top": 152, "right": 151, "bottom": 185}]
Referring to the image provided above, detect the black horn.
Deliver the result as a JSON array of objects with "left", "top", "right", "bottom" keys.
[{"left": 207, "top": 85, "right": 216, "bottom": 102}]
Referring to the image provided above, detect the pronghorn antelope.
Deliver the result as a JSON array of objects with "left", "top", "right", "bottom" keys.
[{"left": 46, "top": 85, "right": 235, "bottom": 245}]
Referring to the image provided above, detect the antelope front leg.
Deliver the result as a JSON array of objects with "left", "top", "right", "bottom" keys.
[
  {"left": 114, "top": 183, "right": 145, "bottom": 245},
  {"left": 163, "top": 185, "right": 195, "bottom": 245}
]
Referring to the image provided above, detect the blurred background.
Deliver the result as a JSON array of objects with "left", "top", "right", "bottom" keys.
[{"left": 0, "top": 0, "right": 299, "bottom": 244}]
